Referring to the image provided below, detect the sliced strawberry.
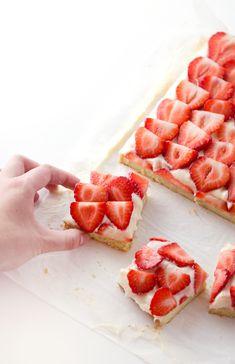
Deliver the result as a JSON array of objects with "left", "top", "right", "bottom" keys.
[
  {"left": 158, "top": 242, "right": 194, "bottom": 267},
  {"left": 74, "top": 183, "right": 108, "bottom": 202},
  {"left": 217, "top": 249, "right": 235, "bottom": 275},
  {"left": 70, "top": 201, "right": 106, "bottom": 232},
  {"left": 90, "top": 171, "right": 113, "bottom": 187},
  {"left": 205, "top": 139, "right": 235, "bottom": 166},
  {"left": 230, "top": 286, "right": 235, "bottom": 308},
  {"left": 214, "top": 120, "right": 235, "bottom": 144},
  {"left": 208, "top": 32, "right": 235, "bottom": 66},
  {"left": 224, "top": 60, "right": 235, "bottom": 86},
  {"left": 135, "top": 245, "right": 163, "bottom": 270},
  {"left": 163, "top": 141, "right": 198, "bottom": 169},
  {"left": 156, "top": 266, "right": 191, "bottom": 294},
  {"left": 193, "top": 263, "right": 207, "bottom": 294},
  {"left": 176, "top": 80, "right": 209, "bottom": 109},
  {"left": 189, "top": 157, "right": 230, "bottom": 192},
  {"left": 122, "top": 151, "right": 152, "bottom": 170},
  {"left": 155, "top": 168, "right": 193, "bottom": 195},
  {"left": 150, "top": 287, "right": 177, "bottom": 316},
  {"left": 106, "top": 201, "right": 133, "bottom": 230},
  {"left": 228, "top": 163, "right": 235, "bottom": 202},
  {"left": 179, "top": 296, "right": 188, "bottom": 305},
  {"left": 128, "top": 172, "right": 149, "bottom": 199},
  {"left": 135, "top": 127, "right": 164, "bottom": 159},
  {"left": 107, "top": 176, "right": 133, "bottom": 201},
  {"left": 195, "top": 191, "right": 228, "bottom": 212},
  {"left": 191, "top": 110, "right": 224, "bottom": 134},
  {"left": 149, "top": 237, "right": 168, "bottom": 242},
  {"left": 145, "top": 117, "right": 179, "bottom": 141},
  {"left": 96, "top": 223, "right": 132, "bottom": 243},
  {"left": 178, "top": 121, "right": 211, "bottom": 150},
  {"left": 156, "top": 98, "right": 191, "bottom": 126},
  {"left": 203, "top": 99, "right": 235, "bottom": 120},
  {"left": 210, "top": 268, "right": 230, "bottom": 303},
  {"left": 127, "top": 269, "right": 156, "bottom": 294},
  {"left": 199, "top": 75, "right": 233, "bottom": 100},
  {"left": 188, "top": 56, "right": 224, "bottom": 84}
]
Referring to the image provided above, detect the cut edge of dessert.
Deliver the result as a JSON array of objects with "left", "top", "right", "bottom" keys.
[
  {"left": 118, "top": 237, "right": 207, "bottom": 327},
  {"left": 209, "top": 243, "right": 235, "bottom": 318},
  {"left": 63, "top": 170, "right": 149, "bottom": 252},
  {"left": 119, "top": 32, "right": 235, "bottom": 224}
]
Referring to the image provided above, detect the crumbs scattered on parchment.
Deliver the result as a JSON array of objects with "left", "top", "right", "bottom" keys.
[
  {"left": 43, "top": 267, "right": 49, "bottom": 274},
  {"left": 91, "top": 273, "right": 96, "bottom": 279}
]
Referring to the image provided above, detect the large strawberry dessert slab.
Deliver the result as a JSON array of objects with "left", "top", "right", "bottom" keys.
[
  {"left": 64, "top": 171, "right": 149, "bottom": 251},
  {"left": 119, "top": 237, "right": 207, "bottom": 327},
  {"left": 120, "top": 32, "right": 235, "bottom": 224}
]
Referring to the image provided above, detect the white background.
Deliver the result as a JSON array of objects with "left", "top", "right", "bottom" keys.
[{"left": 0, "top": 1, "right": 235, "bottom": 363}]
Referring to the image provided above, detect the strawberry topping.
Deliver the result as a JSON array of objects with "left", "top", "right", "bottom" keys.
[
  {"left": 178, "top": 121, "right": 211, "bottom": 150},
  {"left": 179, "top": 296, "right": 188, "bottom": 305},
  {"left": 163, "top": 141, "right": 198, "bottom": 169},
  {"left": 127, "top": 269, "right": 156, "bottom": 294},
  {"left": 224, "top": 60, "right": 235, "bottom": 86},
  {"left": 210, "top": 268, "right": 230, "bottom": 303},
  {"left": 188, "top": 56, "right": 224, "bottom": 84},
  {"left": 208, "top": 32, "right": 235, "bottom": 66},
  {"left": 150, "top": 287, "right": 177, "bottom": 316},
  {"left": 204, "top": 139, "right": 235, "bottom": 166},
  {"left": 199, "top": 75, "right": 233, "bottom": 100},
  {"left": 191, "top": 110, "right": 224, "bottom": 134},
  {"left": 203, "top": 99, "right": 235, "bottom": 120},
  {"left": 70, "top": 201, "right": 106, "bottom": 232},
  {"left": 135, "top": 127, "right": 164, "bottom": 158},
  {"left": 74, "top": 183, "right": 108, "bottom": 202},
  {"left": 107, "top": 176, "right": 133, "bottom": 201},
  {"left": 214, "top": 120, "right": 235, "bottom": 145},
  {"left": 217, "top": 248, "right": 235, "bottom": 275},
  {"left": 156, "top": 98, "right": 191, "bottom": 126},
  {"left": 193, "top": 263, "right": 208, "bottom": 294},
  {"left": 189, "top": 157, "right": 230, "bottom": 192},
  {"left": 158, "top": 242, "right": 194, "bottom": 267},
  {"left": 155, "top": 168, "right": 193, "bottom": 194},
  {"left": 176, "top": 80, "right": 209, "bottom": 109},
  {"left": 145, "top": 118, "right": 179, "bottom": 141},
  {"left": 230, "top": 286, "right": 235, "bottom": 308},
  {"left": 135, "top": 245, "right": 163, "bottom": 270},
  {"left": 90, "top": 171, "right": 114, "bottom": 187},
  {"left": 106, "top": 201, "right": 133, "bottom": 230},
  {"left": 228, "top": 163, "right": 235, "bottom": 202},
  {"left": 122, "top": 151, "right": 152, "bottom": 170},
  {"left": 156, "top": 266, "right": 191, "bottom": 294},
  {"left": 128, "top": 172, "right": 149, "bottom": 199}
]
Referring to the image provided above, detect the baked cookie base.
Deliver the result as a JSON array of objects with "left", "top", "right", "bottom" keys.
[{"left": 208, "top": 307, "right": 235, "bottom": 318}]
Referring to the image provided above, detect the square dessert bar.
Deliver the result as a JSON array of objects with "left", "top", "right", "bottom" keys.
[
  {"left": 118, "top": 237, "right": 207, "bottom": 327},
  {"left": 120, "top": 32, "right": 235, "bottom": 223},
  {"left": 209, "top": 244, "right": 235, "bottom": 318},
  {"left": 64, "top": 171, "right": 149, "bottom": 252}
]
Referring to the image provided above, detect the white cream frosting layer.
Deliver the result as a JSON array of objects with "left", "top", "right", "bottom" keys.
[{"left": 118, "top": 239, "right": 196, "bottom": 325}]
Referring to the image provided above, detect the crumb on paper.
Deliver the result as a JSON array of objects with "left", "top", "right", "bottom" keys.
[
  {"left": 91, "top": 273, "right": 96, "bottom": 279},
  {"left": 43, "top": 267, "right": 49, "bottom": 274}
]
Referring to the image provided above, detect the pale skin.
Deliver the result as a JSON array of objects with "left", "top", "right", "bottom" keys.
[{"left": 0, "top": 155, "right": 88, "bottom": 271}]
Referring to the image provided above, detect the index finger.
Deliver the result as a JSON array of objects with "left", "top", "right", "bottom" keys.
[{"left": 23, "top": 164, "right": 79, "bottom": 193}]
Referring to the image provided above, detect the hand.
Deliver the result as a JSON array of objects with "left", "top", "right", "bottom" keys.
[{"left": 0, "top": 155, "right": 88, "bottom": 271}]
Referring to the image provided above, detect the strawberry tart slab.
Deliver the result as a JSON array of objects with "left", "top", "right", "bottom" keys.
[
  {"left": 63, "top": 171, "right": 149, "bottom": 252},
  {"left": 209, "top": 244, "right": 235, "bottom": 318},
  {"left": 118, "top": 237, "right": 207, "bottom": 327},
  {"left": 120, "top": 32, "right": 235, "bottom": 224}
]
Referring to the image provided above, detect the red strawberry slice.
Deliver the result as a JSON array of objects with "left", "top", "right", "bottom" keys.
[
  {"left": 128, "top": 172, "right": 149, "bottom": 199},
  {"left": 203, "top": 99, "right": 235, "bottom": 121},
  {"left": 217, "top": 248, "right": 235, "bottom": 275},
  {"left": 156, "top": 266, "right": 191, "bottom": 294},
  {"left": 163, "top": 141, "right": 198, "bottom": 169},
  {"left": 193, "top": 263, "right": 208, "bottom": 294},
  {"left": 145, "top": 117, "right": 179, "bottom": 141},
  {"left": 188, "top": 56, "right": 224, "bottom": 84},
  {"left": 90, "top": 171, "right": 114, "bottom": 187},
  {"left": 158, "top": 242, "right": 194, "bottom": 267},
  {"left": 214, "top": 121, "right": 235, "bottom": 145},
  {"left": 230, "top": 286, "right": 235, "bottom": 308},
  {"left": 150, "top": 287, "right": 177, "bottom": 316},
  {"left": 149, "top": 237, "right": 168, "bottom": 242},
  {"left": 208, "top": 32, "right": 235, "bottom": 66},
  {"left": 179, "top": 295, "right": 188, "bottom": 305},
  {"left": 156, "top": 98, "right": 191, "bottom": 126},
  {"left": 191, "top": 110, "right": 224, "bottom": 134},
  {"left": 135, "top": 245, "right": 163, "bottom": 270},
  {"left": 210, "top": 268, "right": 230, "bottom": 303},
  {"left": 195, "top": 191, "right": 228, "bottom": 212},
  {"left": 107, "top": 176, "right": 133, "bottom": 201},
  {"left": 224, "top": 60, "right": 235, "bottom": 86},
  {"left": 178, "top": 121, "right": 211, "bottom": 150},
  {"left": 176, "top": 80, "right": 209, "bottom": 109},
  {"left": 106, "top": 201, "right": 133, "bottom": 230},
  {"left": 74, "top": 183, "right": 108, "bottom": 202},
  {"left": 204, "top": 139, "right": 235, "bottom": 165},
  {"left": 122, "top": 151, "right": 152, "bottom": 170},
  {"left": 155, "top": 168, "right": 194, "bottom": 195},
  {"left": 189, "top": 157, "right": 230, "bottom": 192},
  {"left": 70, "top": 201, "right": 106, "bottom": 232},
  {"left": 228, "top": 163, "right": 235, "bottom": 202},
  {"left": 199, "top": 75, "right": 233, "bottom": 100},
  {"left": 127, "top": 269, "right": 156, "bottom": 294},
  {"left": 135, "top": 127, "right": 164, "bottom": 159}
]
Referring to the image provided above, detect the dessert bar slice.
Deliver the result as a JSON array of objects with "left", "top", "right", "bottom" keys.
[
  {"left": 118, "top": 237, "right": 207, "bottom": 326},
  {"left": 64, "top": 171, "right": 149, "bottom": 252},
  {"left": 209, "top": 244, "right": 235, "bottom": 318}
]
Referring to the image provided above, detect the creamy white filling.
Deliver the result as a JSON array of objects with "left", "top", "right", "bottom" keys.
[
  {"left": 147, "top": 155, "right": 170, "bottom": 171},
  {"left": 171, "top": 168, "right": 196, "bottom": 191},
  {"left": 210, "top": 244, "right": 235, "bottom": 311},
  {"left": 118, "top": 239, "right": 196, "bottom": 323}
]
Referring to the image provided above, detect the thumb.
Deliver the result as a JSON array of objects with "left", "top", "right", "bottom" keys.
[{"left": 40, "top": 228, "right": 89, "bottom": 254}]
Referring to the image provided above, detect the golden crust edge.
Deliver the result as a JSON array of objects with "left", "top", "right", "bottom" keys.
[{"left": 208, "top": 306, "right": 235, "bottom": 318}]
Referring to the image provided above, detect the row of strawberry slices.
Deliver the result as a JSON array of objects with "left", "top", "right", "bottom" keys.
[
  {"left": 70, "top": 171, "right": 148, "bottom": 233},
  {"left": 127, "top": 238, "right": 207, "bottom": 316}
]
